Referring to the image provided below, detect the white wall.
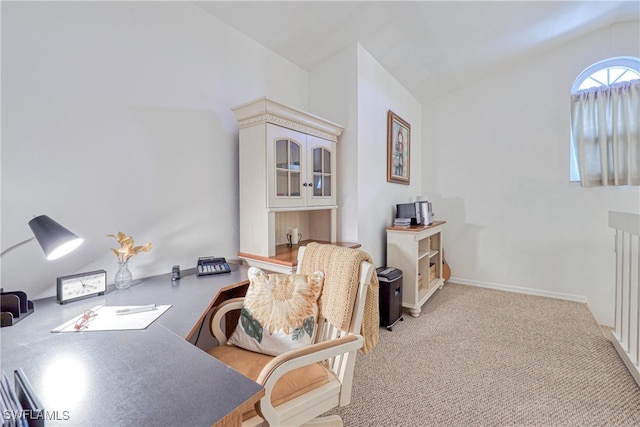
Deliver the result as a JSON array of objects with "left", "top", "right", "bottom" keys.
[
  {"left": 356, "top": 46, "right": 422, "bottom": 265},
  {"left": 309, "top": 44, "right": 422, "bottom": 266},
  {"left": 308, "top": 45, "right": 358, "bottom": 245},
  {"left": 422, "top": 20, "right": 640, "bottom": 326},
  {"left": 1, "top": 1, "right": 310, "bottom": 298}
]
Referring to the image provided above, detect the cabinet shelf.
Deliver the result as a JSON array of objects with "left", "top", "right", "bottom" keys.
[
  {"left": 417, "top": 281, "right": 441, "bottom": 307},
  {"left": 418, "top": 249, "right": 440, "bottom": 260}
]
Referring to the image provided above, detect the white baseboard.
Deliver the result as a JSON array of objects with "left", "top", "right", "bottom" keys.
[{"left": 448, "top": 276, "right": 588, "bottom": 304}]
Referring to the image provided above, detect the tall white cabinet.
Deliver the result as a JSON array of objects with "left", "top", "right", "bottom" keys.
[{"left": 233, "top": 97, "right": 345, "bottom": 273}]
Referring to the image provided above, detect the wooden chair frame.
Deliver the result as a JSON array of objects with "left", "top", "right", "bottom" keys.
[{"left": 210, "top": 246, "right": 374, "bottom": 427}]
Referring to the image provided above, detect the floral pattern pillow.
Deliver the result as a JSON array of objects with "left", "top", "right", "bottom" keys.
[{"left": 228, "top": 267, "right": 324, "bottom": 356}]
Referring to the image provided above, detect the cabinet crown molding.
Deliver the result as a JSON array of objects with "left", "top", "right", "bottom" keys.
[{"left": 232, "top": 97, "right": 344, "bottom": 142}]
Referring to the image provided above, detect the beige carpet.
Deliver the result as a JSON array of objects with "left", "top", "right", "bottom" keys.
[{"left": 326, "top": 283, "right": 640, "bottom": 426}]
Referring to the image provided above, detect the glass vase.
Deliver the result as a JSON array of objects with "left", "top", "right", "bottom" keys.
[{"left": 114, "top": 261, "right": 133, "bottom": 290}]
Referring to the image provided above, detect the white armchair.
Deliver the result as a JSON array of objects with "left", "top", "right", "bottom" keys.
[{"left": 207, "top": 243, "right": 376, "bottom": 427}]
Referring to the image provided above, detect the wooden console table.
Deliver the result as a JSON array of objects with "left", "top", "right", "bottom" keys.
[{"left": 386, "top": 221, "right": 446, "bottom": 317}]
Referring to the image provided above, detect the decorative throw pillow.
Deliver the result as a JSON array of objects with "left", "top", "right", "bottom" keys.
[{"left": 228, "top": 267, "right": 324, "bottom": 356}]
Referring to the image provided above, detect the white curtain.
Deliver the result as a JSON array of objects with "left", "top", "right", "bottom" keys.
[{"left": 571, "top": 80, "right": 640, "bottom": 186}]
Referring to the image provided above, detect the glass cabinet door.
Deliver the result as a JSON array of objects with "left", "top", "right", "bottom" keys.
[
  {"left": 268, "top": 123, "right": 335, "bottom": 208},
  {"left": 312, "top": 147, "right": 332, "bottom": 197},
  {"left": 275, "top": 138, "right": 302, "bottom": 197}
]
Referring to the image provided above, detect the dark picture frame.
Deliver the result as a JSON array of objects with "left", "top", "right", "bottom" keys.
[{"left": 387, "top": 110, "right": 411, "bottom": 184}]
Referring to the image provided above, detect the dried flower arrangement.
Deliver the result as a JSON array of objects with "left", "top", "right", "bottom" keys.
[{"left": 108, "top": 231, "right": 153, "bottom": 264}]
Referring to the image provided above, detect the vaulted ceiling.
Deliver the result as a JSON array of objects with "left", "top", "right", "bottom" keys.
[{"left": 196, "top": 1, "right": 639, "bottom": 103}]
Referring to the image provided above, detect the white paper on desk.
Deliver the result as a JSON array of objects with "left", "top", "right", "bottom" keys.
[{"left": 51, "top": 305, "right": 172, "bottom": 333}]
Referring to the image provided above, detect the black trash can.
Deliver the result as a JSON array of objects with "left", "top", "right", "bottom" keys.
[{"left": 376, "top": 267, "right": 404, "bottom": 331}]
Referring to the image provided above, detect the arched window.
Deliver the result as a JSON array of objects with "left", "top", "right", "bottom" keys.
[
  {"left": 573, "top": 57, "right": 640, "bottom": 92},
  {"left": 570, "top": 57, "right": 640, "bottom": 183}
]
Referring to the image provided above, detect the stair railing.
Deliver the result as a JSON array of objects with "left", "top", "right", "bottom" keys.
[{"left": 609, "top": 211, "right": 640, "bottom": 386}]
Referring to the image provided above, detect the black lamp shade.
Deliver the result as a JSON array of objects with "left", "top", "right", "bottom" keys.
[{"left": 28, "top": 215, "right": 83, "bottom": 260}]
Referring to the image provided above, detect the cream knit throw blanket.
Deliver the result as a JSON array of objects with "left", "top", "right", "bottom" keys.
[{"left": 297, "top": 242, "right": 379, "bottom": 354}]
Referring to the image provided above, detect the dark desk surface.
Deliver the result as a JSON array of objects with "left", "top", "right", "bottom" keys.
[{"left": 0, "top": 264, "right": 263, "bottom": 426}]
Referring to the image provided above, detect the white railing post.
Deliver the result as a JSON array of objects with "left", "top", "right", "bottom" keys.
[{"left": 608, "top": 211, "right": 640, "bottom": 387}]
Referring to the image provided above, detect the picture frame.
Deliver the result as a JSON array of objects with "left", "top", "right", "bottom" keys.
[{"left": 387, "top": 110, "right": 411, "bottom": 184}]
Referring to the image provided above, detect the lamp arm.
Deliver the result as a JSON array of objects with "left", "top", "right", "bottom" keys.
[{"left": 0, "top": 237, "right": 35, "bottom": 258}]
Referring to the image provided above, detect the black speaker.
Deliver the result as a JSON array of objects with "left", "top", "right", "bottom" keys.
[{"left": 377, "top": 267, "right": 404, "bottom": 331}]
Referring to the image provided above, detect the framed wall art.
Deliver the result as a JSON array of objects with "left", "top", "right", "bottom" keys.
[{"left": 387, "top": 110, "right": 411, "bottom": 184}]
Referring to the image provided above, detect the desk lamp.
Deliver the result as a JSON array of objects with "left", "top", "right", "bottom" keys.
[
  {"left": 0, "top": 215, "right": 83, "bottom": 260},
  {"left": 0, "top": 215, "right": 83, "bottom": 326},
  {"left": 27, "top": 215, "right": 83, "bottom": 260}
]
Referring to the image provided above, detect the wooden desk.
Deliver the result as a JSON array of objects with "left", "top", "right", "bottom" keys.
[
  {"left": 0, "top": 263, "right": 262, "bottom": 426},
  {"left": 239, "top": 240, "right": 361, "bottom": 273}
]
